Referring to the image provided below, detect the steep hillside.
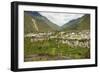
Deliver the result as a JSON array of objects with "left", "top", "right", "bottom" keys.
[
  {"left": 24, "top": 11, "right": 60, "bottom": 34},
  {"left": 62, "top": 14, "right": 90, "bottom": 31}
]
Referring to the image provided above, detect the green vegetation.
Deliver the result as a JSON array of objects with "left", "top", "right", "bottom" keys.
[
  {"left": 24, "top": 12, "right": 90, "bottom": 62},
  {"left": 24, "top": 37, "right": 90, "bottom": 62},
  {"left": 62, "top": 14, "right": 90, "bottom": 31},
  {"left": 24, "top": 12, "right": 90, "bottom": 34},
  {"left": 24, "top": 12, "right": 60, "bottom": 34}
]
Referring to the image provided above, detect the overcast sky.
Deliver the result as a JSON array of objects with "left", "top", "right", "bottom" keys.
[{"left": 39, "top": 12, "right": 84, "bottom": 26}]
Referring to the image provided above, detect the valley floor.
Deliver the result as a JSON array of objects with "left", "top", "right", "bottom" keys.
[{"left": 24, "top": 31, "right": 90, "bottom": 62}]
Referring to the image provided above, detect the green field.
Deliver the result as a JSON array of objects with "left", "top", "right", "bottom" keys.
[{"left": 24, "top": 37, "right": 90, "bottom": 62}]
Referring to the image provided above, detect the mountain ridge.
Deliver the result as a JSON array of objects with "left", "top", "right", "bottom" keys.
[
  {"left": 61, "top": 14, "right": 90, "bottom": 31},
  {"left": 24, "top": 11, "right": 90, "bottom": 34},
  {"left": 24, "top": 11, "right": 60, "bottom": 34}
]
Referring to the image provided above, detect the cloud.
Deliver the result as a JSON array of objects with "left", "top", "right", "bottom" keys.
[{"left": 39, "top": 12, "right": 84, "bottom": 26}]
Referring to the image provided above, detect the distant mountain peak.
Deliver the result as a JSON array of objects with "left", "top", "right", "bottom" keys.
[{"left": 24, "top": 11, "right": 41, "bottom": 16}]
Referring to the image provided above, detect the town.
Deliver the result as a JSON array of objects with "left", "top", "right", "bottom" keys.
[{"left": 25, "top": 30, "right": 90, "bottom": 48}]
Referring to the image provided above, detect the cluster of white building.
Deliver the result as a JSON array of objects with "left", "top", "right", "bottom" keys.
[{"left": 25, "top": 31, "right": 90, "bottom": 48}]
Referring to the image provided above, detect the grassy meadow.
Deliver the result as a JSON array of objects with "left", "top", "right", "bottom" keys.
[{"left": 24, "top": 37, "right": 90, "bottom": 62}]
